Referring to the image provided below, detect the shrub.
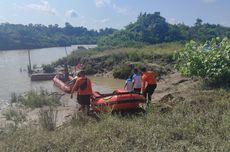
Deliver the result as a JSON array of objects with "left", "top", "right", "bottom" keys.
[
  {"left": 175, "top": 37, "right": 230, "bottom": 87},
  {"left": 10, "top": 93, "right": 18, "bottom": 103},
  {"left": 3, "top": 108, "right": 27, "bottom": 127},
  {"left": 113, "top": 64, "right": 133, "bottom": 79},
  {"left": 82, "top": 64, "right": 97, "bottom": 75},
  {"left": 39, "top": 107, "right": 58, "bottom": 131},
  {"left": 11, "top": 90, "right": 61, "bottom": 108},
  {"left": 128, "top": 52, "right": 141, "bottom": 61},
  {"left": 42, "top": 64, "right": 55, "bottom": 73}
]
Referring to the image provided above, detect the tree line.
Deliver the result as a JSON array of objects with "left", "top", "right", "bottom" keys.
[
  {"left": 1, "top": 12, "right": 230, "bottom": 50},
  {"left": 98, "top": 12, "right": 230, "bottom": 48},
  {"left": 0, "top": 22, "right": 116, "bottom": 50}
]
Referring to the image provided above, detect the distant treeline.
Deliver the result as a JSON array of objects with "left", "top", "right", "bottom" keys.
[
  {"left": 0, "top": 22, "right": 116, "bottom": 50},
  {"left": 98, "top": 12, "right": 230, "bottom": 48},
  {"left": 1, "top": 12, "right": 230, "bottom": 50}
]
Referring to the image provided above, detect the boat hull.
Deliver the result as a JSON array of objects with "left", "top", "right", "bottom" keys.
[
  {"left": 91, "top": 90, "right": 146, "bottom": 112},
  {"left": 53, "top": 75, "right": 75, "bottom": 93}
]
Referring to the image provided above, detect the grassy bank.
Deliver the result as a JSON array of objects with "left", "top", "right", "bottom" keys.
[
  {"left": 1, "top": 41, "right": 229, "bottom": 151},
  {"left": 51, "top": 42, "right": 183, "bottom": 79},
  {"left": 0, "top": 89, "right": 229, "bottom": 151},
  {"left": 1, "top": 90, "right": 63, "bottom": 130}
]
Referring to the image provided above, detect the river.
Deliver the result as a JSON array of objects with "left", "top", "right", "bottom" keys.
[{"left": 0, "top": 45, "right": 124, "bottom": 104}]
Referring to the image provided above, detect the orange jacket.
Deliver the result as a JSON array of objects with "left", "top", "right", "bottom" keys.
[
  {"left": 141, "top": 71, "right": 157, "bottom": 92},
  {"left": 71, "top": 76, "right": 93, "bottom": 95}
]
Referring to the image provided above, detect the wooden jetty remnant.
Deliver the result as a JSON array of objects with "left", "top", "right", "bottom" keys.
[{"left": 31, "top": 73, "right": 56, "bottom": 81}]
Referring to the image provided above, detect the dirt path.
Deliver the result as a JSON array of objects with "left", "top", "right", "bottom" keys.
[{"left": 154, "top": 71, "right": 193, "bottom": 102}]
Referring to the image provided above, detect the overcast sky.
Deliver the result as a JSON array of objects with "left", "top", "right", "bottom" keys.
[{"left": 0, "top": 0, "right": 229, "bottom": 30}]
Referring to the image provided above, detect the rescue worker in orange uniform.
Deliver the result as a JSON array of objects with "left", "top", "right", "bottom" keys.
[
  {"left": 141, "top": 67, "right": 157, "bottom": 105},
  {"left": 70, "top": 70, "right": 93, "bottom": 114}
]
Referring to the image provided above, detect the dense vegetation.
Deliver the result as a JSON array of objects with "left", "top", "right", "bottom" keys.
[
  {"left": 176, "top": 37, "right": 230, "bottom": 87},
  {"left": 1, "top": 12, "right": 230, "bottom": 50},
  {"left": 0, "top": 22, "right": 115, "bottom": 50},
  {"left": 98, "top": 12, "right": 230, "bottom": 48}
]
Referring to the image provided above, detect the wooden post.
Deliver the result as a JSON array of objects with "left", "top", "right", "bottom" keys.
[
  {"left": 65, "top": 46, "right": 68, "bottom": 56},
  {"left": 64, "top": 46, "right": 68, "bottom": 66},
  {"left": 28, "top": 49, "right": 32, "bottom": 74}
]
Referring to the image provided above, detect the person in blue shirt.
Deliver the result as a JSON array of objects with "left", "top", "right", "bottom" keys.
[
  {"left": 132, "top": 68, "right": 142, "bottom": 94},
  {"left": 124, "top": 76, "right": 133, "bottom": 92}
]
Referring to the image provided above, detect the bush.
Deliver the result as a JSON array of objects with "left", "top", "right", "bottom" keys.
[
  {"left": 128, "top": 52, "right": 141, "bottom": 61},
  {"left": 11, "top": 90, "right": 61, "bottom": 108},
  {"left": 39, "top": 107, "right": 58, "bottom": 131},
  {"left": 82, "top": 64, "right": 97, "bottom": 75},
  {"left": 113, "top": 64, "right": 133, "bottom": 79},
  {"left": 10, "top": 93, "right": 18, "bottom": 103},
  {"left": 3, "top": 108, "right": 27, "bottom": 128},
  {"left": 175, "top": 37, "right": 230, "bottom": 87},
  {"left": 42, "top": 64, "right": 55, "bottom": 73}
]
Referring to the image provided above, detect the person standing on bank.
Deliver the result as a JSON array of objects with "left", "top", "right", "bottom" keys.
[
  {"left": 70, "top": 70, "right": 93, "bottom": 114},
  {"left": 132, "top": 68, "right": 142, "bottom": 94},
  {"left": 124, "top": 76, "right": 133, "bottom": 92},
  {"left": 141, "top": 67, "right": 157, "bottom": 105}
]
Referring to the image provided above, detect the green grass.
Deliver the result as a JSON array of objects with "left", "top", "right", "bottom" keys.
[
  {"left": 1, "top": 89, "right": 229, "bottom": 152},
  {"left": 94, "top": 42, "right": 183, "bottom": 61},
  {"left": 11, "top": 90, "right": 61, "bottom": 108},
  {"left": 55, "top": 42, "right": 183, "bottom": 65},
  {"left": 109, "top": 42, "right": 183, "bottom": 55},
  {"left": 39, "top": 107, "right": 58, "bottom": 131},
  {"left": 52, "top": 42, "right": 184, "bottom": 79},
  {"left": 2, "top": 108, "right": 27, "bottom": 128}
]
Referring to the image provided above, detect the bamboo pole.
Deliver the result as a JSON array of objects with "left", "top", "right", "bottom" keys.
[{"left": 28, "top": 49, "right": 32, "bottom": 74}]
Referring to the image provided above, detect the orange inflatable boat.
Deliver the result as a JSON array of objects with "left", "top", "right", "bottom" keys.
[
  {"left": 91, "top": 90, "right": 146, "bottom": 111},
  {"left": 53, "top": 75, "right": 75, "bottom": 93}
]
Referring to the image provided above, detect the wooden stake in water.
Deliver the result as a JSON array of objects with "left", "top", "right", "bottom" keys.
[
  {"left": 64, "top": 46, "right": 68, "bottom": 56},
  {"left": 28, "top": 49, "right": 32, "bottom": 74}
]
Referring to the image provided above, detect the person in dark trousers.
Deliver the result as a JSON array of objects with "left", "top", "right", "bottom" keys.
[
  {"left": 132, "top": 68, "right": 142, "bottom": 94},
  {"left": 70, "top": 70, "right": 93, "bottom": 114},
  {"left": 141, "top": 67, "right": 157, "bottom": 105}
]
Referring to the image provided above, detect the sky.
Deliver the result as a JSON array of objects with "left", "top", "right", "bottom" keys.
[{"left": 0, "top": 0, "right": 230, "bottom": 30}]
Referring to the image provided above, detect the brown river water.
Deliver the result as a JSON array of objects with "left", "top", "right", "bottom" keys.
[{"left": 0, "top": 45, "right": 124, "bottom": 106}]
